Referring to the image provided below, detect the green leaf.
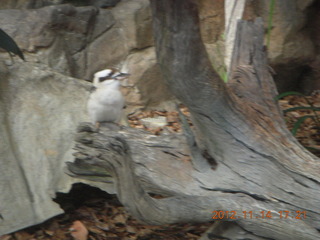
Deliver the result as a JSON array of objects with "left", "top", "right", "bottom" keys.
[
  {"left": 283, "top": 106, "right": 320, "bottom": 113},
  {"left": 222, "top": 71, "right": 228, "bottom": 83},
  {"left": 291, "top": 115, "right": 315, "bottom": 136},
  {"left": 275, "top": 91, "right": 305, "bottom": 101}
]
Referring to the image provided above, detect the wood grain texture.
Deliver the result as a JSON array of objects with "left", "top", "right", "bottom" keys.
[{"left": 68, "top": 1, "right": 320, "bottom": 239}]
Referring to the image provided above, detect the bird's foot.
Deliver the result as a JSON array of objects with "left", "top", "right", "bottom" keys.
[
  {"left": 77, "top": 122, "right": 98, "bottom": 133},
  {"left": 99, "top": 122, "right": 122, "bottom": 131},
  {"left": 95, "top": 122, "right": 101, "bottom": 130}
]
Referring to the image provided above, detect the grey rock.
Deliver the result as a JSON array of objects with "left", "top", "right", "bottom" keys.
[
  {"left": 0, "top": 1, "right": 152, "bottom": 81},
  {"left": 121, "top": 47, "right": 174, "bottom": 110},
  {"left": 0, "top": 62, "right": 114, "bottom": 235},
  {"left": 84, "top": 27, "right": 129, "bottom": 79},
  {"left": 247, "top": 0, "right": 316, "bottom": 92},
  {"left": 112, "top": 0, "right": 152, "bottom": 50},
  {"left": 140, "top": 116, "right": 167, "bottom": 129}
]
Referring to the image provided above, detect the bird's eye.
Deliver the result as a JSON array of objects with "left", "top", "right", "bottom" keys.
[{"left": 99, "top": 76, "right": 109, "bottom": 82}]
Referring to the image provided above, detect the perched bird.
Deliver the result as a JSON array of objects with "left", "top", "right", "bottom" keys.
[
  {"left": 0, "top": 28, "right": 25, "bottom": 61},
  {"left": 87, "top": 68, "right": 129, "bottom": 128}
]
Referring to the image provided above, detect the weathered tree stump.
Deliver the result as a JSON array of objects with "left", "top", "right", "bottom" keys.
[{"left": 68, "top": 1, "right": 320, "bottom": 239}]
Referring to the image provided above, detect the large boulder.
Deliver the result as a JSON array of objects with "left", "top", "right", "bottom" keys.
[
  {"left": 0, "top": 61, "right": 114, "bottom": 235},
  {"left": 0, "top": 4, "right": 98, "bottom": 76},
  {"left": 121, "top": 47, "right": 174, "bottom": 110},
  {"left": 244, "top": 0, "right": 317, "bottom": 93}
]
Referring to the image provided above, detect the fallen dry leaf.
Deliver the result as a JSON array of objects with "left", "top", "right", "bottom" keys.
[
  {"left": 0, "top": 235, "right": 11, "bottom": 240},
  {"left": 69, "top": 220, "right": 89, "bottom": 240},
  {"left": 113, "top": 213, "right": 127, "bottom": 224}
]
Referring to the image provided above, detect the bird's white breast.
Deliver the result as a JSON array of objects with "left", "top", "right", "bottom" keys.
[{"left": 87, "top": 84, "right": 124, "bottom": 123}]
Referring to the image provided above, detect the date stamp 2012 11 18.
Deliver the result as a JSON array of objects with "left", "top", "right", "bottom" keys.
[{"left": 211, "top": 210, "right": 307, "bottom": 220}]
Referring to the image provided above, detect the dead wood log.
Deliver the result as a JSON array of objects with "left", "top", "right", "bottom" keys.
[{"left": 67, "top": 0, "right": 320, "bottom": 239}]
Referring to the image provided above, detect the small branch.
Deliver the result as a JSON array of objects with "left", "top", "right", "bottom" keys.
[{"left": 177, "top": 105, "right": 212, "bottom": 172}]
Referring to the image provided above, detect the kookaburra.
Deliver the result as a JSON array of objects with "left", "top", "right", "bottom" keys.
[{"left": 87, "top": 68, "right": 129, "bottom": 128}]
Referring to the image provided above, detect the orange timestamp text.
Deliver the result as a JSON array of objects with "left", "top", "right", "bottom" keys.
[{"left": 212, "top": 210, "right": 307, "bottom": 220}]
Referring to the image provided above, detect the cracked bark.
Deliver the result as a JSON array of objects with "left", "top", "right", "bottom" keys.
[{"left": 67, "top": 0, "right": 320, "bottom": 239}]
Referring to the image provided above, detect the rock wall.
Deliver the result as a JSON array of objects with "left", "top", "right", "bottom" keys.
[
  {"left": 243, "top": 0, "right": 318, "bottom": 93},
  {"left": 0, "top": 0, "right": 172, "bottom": 109}
]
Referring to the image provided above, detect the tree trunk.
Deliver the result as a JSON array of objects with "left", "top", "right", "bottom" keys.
[{"left": 68, "top": 0, "right": 320, "bottom": 239}]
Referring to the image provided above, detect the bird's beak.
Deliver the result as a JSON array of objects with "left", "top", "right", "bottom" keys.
[
  {"left": 119, "top": 73, "right": 130, "bottom": 77},
  {"left": 117, "top": 73, "right": 130, "bottom": 80}
]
